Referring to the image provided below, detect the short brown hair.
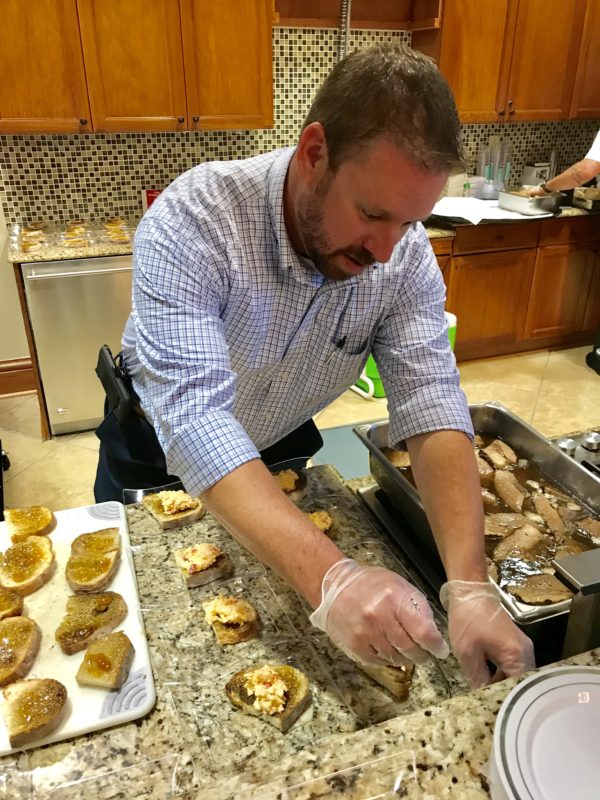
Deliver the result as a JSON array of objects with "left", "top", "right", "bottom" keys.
[{"left": 302, "top": 43, "right": 463, "bottom": 173}]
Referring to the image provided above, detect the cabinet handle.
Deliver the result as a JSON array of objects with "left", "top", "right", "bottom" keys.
[
  {"left": 79, "top": 118, "right": 87, "bottom": 125},
  {"left": 192, "top": 115, "right": 199, "bottom": 123},
  {"left": 508, "top": 100, "right": 515, "bottom": 115},
  {"left": 177, "top": 116, "right": 185, "bottom": 123},
  {"left": 498, "top": 109, "right": 506, "bottom": 116}
]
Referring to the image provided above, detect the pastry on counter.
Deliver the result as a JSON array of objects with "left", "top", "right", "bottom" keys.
[
  {"left": 173, "top": 543, "right": 233, "bottom": 588},
  {"left": 272, "top": 469, "right": 307, "bottom": 502},
  {"left": 225, "top": 663, "right": 311, "bottom": 732},
  {"left": 0, "top": 536, "right": 56, "bottom": 596},
  {"left": 0, "top": 617, "right": 42, "bottom": 686},
  {"left": 55, "top": 591, "right": 128, "bottom": 654},
  {"left": 142, "top": 490, "right": 205, "bottom": 530},
  {"left": 202, "top": 594, "right": 261, "bottom": 645},
  {"left": 76, "top": 631, "right": 135, "bottom": 690},
  {"left": 2, "top": 678, "right": 68, "bottom": 747},
  {"left": 5, "top": 505, "right": 56, "bottom": 543}
]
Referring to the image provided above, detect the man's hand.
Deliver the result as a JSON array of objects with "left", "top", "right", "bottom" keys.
[
  {"left": 441, "top": 580, "right": 535, "bottom": 688},
  {"left": 525, "top": 185, "right": 547, "bottom": 197},
  {"left": 310, "top": 558, "right": 449, "bottom": 665}
]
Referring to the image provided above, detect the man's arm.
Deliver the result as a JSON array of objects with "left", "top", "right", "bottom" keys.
[{"left": 527, "top": 156, "right": 600, "bottom": 196}]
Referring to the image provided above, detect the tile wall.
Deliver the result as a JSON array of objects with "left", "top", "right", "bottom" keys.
[{"left": 0, "top": 27, "right": 597, "bottom": 225}]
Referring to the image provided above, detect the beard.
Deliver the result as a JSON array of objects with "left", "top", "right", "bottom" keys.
[{"left": 296, "top": 175, "right": 375, "bottom": 281}]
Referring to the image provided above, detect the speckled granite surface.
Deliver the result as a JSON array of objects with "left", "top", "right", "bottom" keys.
[{"left": 1, "top": 464, "right": 597, "bottom": 799}]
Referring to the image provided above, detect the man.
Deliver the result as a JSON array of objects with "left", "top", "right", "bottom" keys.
[
  {"left": 527, "top": 128, "right": 600, "bottom": 197},
  {"left": 95, "top": 44, "right": 534, "bottom": 688}
]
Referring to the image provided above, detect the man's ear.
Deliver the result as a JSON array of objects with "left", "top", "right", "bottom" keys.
[{"left": 296, "top": 122, "right": 330, "bottom": 184}]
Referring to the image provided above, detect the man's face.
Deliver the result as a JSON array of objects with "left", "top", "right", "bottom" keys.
[{"left": 294, "top": 136, "right": 448, "bottom": 281}]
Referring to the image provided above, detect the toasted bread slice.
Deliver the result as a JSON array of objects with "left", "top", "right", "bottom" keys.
[
  {"left": 55, "top": 592, "right": 128, "bottom": 655},
  {"left": 272, "top": 470, "right": 307, "bottom": 502},
  {"left": 202, "top": 595, "right": 261, "bottom": 645},
  {"left": 76, "top": 631, "right": 135, "bottom": 690},
  {"left": 5, "top": 506, "right": 56, "bottom": 543},
  {"left": 0, "top": 536, "right": 56, "bottom": 596},
  {"left": 0, "top": 617, "right": 42, "bottom": 687},
  {"left": 70, "top": 528, "right": 120, "bottom": 556},
  {"left": 2, "top": 678, "right": 68, "bottom": 747},
  {"left": 225, "top": 664, "right": 311, "bottom": 733},
  {"left": 358, "top": 661, "right": 415, "bottom": 701},
  {"left": 142, "top": 490, "right": 205, "bottom": 530},
  {"left": 174, "top": 543, "right": 233, "bottom": 588},
  {"left": 66, "top": 550, "right": 121, "bottom": 593},
  {"left": 0, "top": 587, "right": 24, "bottom": 620}
]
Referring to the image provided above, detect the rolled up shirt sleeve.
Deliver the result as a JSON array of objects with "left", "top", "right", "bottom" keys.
[{"left": 372, "top": 226, "right": 474, "bottom": 448}]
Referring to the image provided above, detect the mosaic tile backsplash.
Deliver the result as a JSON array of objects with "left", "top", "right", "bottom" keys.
[{"left": 0, "top": 27, "right": 597, "bottom": 225}]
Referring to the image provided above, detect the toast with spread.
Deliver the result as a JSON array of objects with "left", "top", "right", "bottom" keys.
[
  {"left": 66, "top": 529, "right": 121, "bottom": 592},
  {"left": 142, "top": 490, "right": 205, "bottom": 530},
  {"left": 272, "top": 469, "right": 307, "bottom": 502},
  {"left": 5, "top": 505, "right": 56, "bottom": 543},
  {"left": 357, "top": 660, "right": 415, "bottom": 701},
  {"left": 174, "top": 543, "right": 233, "bottom": 588},
  {"left": 225, "top": 663, "right": 311, "bottom": 732},
  {"left": 2, "top": 678, "right": 68, "bottom": 747},
  {"left": 0, "top": 617, "right": 42, "bottom": 686},
  {"left": 0, "top": 536, "right": 56, "bottom": 596},
  {"left": 0, "top": 586, "right": 24, "bottom": 620},
  {"left": 202, "top": 595, "right": 261, "bottom": 645},
  {"left": 76, "top": 631, "right": 135, "bottom": 690},
  {"left": 55, "top": 592, "right": 128, "bottom": 655}
]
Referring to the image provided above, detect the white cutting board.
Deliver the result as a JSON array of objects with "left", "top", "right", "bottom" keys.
[{"left": 0, "top": 501, "right": 155, "bottom": 755}]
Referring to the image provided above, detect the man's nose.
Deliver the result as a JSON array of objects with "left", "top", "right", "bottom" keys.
[{"left": 364, "top": 225, "right": 408, "bottom": 265}]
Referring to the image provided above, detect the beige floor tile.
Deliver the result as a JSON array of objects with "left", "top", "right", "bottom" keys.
[
  {"left": 530, "top": 392, "right": 600, "bottom": 439},
  {"left": 532, "top": 346, "right": 597, "bottom": 398},
  {"left": 458, "top": 351, "right": 550, "bottom": 393},
  {"left": 0, "top": 427, "right": 64, "bottom": 480},
  {"left": 314, "top": 390, "right": 388, "bottom": 430},
  {"left": 0, "top": 392, "right": 44, "bottom": 439},
  {"left": 4, "top": 443, "right": 98, "bottom": 511},
  {"left": 458, "top": 382, "right": 541, "bottom": 423},
  {"left": 65, "top": 430, "right": 100, "bottom": 453}
]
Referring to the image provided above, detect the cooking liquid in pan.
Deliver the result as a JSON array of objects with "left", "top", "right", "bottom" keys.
[{"left": 382, "top": 436, "right": 599, "bottom": 604}]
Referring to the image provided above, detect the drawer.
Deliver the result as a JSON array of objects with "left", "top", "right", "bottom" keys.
[
  {"left": 430, "top": 236, "right": 453, "bottom": 256},
  {"left": 539, "top": 216, "right": 600, "bottom": 246},
  {"left": 453, "top": 222, "right": 540, "bottom": 254}
]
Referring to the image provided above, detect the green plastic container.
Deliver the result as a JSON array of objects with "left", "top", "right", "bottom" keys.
[{"left": 352, "top": 311, "right": 457, "bottom": 399}]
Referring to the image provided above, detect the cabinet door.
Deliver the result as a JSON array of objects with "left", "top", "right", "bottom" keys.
[
  {"left": 437, "top": 0, "right": 516, "bottom": 123},
  {"left": 181, "top": 0, "right": 273, "bottom": 130},
  {"left": 436, "top": 255, "right": 450, "bottom": 291},
  {"left": 524, "top": 244, "right": 595, "bottom": 338},
  {"left": 0, "top": 0, "right": 91, "bottom": 134},
  {"left": 77, "top": 0, "right": 188, "bottom": 132},
  {"left": 506, "top": 0, "right": 586, "bottom": 121},
  {"left": 582, "top": 255, "right": 600, "bottom": 332},
  {"left": 570, "top": 0, "right": 600, "bottom": 118},
  {"left": 446, "top": 249, "right": 535, "bottom": 360}
]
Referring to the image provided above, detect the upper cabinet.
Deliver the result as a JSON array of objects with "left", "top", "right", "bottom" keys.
[
  {"left": 181, "top": 0, "right": 273, "bottom": 131},
  {"left": 0, "top": 0, "right": 274, "bottom": 135},
  {"left": 413, "top": 0, "right": 593, "bottom": 123},
  {"left": 0, "top": 0, "right": 91, "bottom": 134},
  {"left": 275, "top": 1, "right": 442, "bottom": 30},
  {"left": 570, "top": 0, "right": 600, "bottom": 118},
  {"left": 77, "top": 0, "right": 188, "bottom": 133}
]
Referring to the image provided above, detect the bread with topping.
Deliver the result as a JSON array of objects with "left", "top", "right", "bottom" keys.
[
  {"left": 5, "top": 505, "right": 56, "bottom": 543},
  {"left": 306, "top": 509, "right": 334, "bottom": 535},
  {"left": 142, "top": 490, "right": 205, "bottom": 530},
  {"left": 358, "top": 659, "right": 415, "bottom": 701},
  {"left": 202, "top": 595, "right": 261, "bottom": 645},
  {"left": 0, "top": 617, "right": 41, "bottom": 686},
  {"left": 174, "top": 543, "right": 233, "bottom": 588},
  {"left": 76, "top": 631, "right": 135, "bottom": 690},
  {"left": 66, "top": 530, "right": 121, "bottom": 593},
  {"left": 0, "top": 586, "right": 24, "bottom": 620},
  {"left": 272, "top": 469, "right": 307, "bottom": 502},
  {"left": 225, "top": 663, "right": 311, "bottom": 732},
  {"left": 0, "top": 536, "right": 56, "bottom": 596},
  {"left": 2, "top": 678, "right": 68, "bottom": 747},
  {"left": 55, "top": 592, "right": 128, "bottom": 655}
]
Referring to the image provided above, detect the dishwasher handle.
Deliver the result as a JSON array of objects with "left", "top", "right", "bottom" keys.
[{"left": 25, "top": 266, "right": 132, "bottom": 281}]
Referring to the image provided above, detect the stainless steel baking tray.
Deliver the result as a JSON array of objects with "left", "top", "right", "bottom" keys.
[
  {"left": 498, "top": 188, "right": 563, "bottom": 215},
  {"left": 354, "top": 402, "right": 600, "bottom": 624}
]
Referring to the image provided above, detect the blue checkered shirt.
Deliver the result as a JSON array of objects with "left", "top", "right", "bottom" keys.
[{"left": 122, "top": 147, "right": 473, "bottom": 495}]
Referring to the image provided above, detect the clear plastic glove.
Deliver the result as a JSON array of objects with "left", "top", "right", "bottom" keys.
[
  {"left": 440, "top": 579, "right": 536, "bottom": 689},
  {"left": 309, "top": 558, "right": 449, "bottom": 666}
]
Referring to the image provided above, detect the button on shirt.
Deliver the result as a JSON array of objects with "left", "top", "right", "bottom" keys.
[{"left": 122, "top": 147, "right": 473, "bottom": 496}]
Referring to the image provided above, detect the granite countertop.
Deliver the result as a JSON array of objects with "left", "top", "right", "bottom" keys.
[{"left": 2, "top": 463, "right": 598, "bottom": 799}]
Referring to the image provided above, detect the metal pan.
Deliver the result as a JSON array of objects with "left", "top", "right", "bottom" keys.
[
  {"left": 498, "top": 188, "right": 563, "bottom": 215},
  {"left": 354, "top": 402, "right": 600, "bottom": 624}
]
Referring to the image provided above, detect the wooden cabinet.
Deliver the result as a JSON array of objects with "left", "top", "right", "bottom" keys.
[
  {"left": 275, "top": 1, "right": 442, "bottom": 30},
  {"left": 2, "top": 0, "right": 273, "bottom": 134},
  {"left": 413, "top": 0, "right": 586, "bottom": 123},
  {"left": 0, "top": 0, "right": 91, "bottom": 134},
  {"left": 446, "top": 248, "right": 536, "bottom": 360},
  {"left": 570, "top": 0, "right": 600, "bottom": 118},
  {"left": 583, "top": 257, "right": 600, "bottom": 332},
  {"left": 524, "top": 244, "right": 596, "bottom": 339},
  {"left": 181, "top": 0, "right": 273, "bottom": 131},
  {"left": 77, "top": 0, "right": 188, "bottom": 132}
]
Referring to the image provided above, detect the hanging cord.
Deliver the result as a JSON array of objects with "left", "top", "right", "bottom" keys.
[{"left": 337, "top": 0, "right": 352, "bottom": 63}]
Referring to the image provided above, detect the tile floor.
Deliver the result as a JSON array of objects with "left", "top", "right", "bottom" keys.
[{"left": 1, "top": 346, "right": 598, "bottom": 512}]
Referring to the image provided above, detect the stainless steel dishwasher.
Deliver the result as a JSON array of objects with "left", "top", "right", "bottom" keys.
[{"left": 21, "top": 255, "right": 132, "bottom": 434}]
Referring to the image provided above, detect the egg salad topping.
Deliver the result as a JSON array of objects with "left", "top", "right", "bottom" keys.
[
  {"left": 307, "top": 509, "right": 333, "bottom": 533},
  {"left": 244, "top": 665, "right": 288, "bottom": 715},
  {"left": 157, "top": 490, "right": 199, "bottom": 515},
  {"left": 273, "top": 470, "right": 298, "bottom": 493},
  {"left": 203, "top": 595, "right": 257, "bottom": 626},
  {"left": 180, "top": 543, "right": 221, "bottom": 574}
]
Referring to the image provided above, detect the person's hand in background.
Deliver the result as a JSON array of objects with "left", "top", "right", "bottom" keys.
[
  {"left": 441, "top": 579, "right": 536, "bottom": 688},
  {"left": 310, "top": 558, "right": 449, "bottom": 666}
]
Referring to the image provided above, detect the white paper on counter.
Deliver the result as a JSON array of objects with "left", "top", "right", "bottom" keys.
[{"left": 432, "top": 197, "right": 553, "bottom": 225}]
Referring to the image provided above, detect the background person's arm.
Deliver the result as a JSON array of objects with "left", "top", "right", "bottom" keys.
[{"left": 527, "top": 156, "right": 600, "bottom": 196}]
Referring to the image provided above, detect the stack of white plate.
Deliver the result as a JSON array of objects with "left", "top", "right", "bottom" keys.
[{"left": 489, "top": 665, "right": 600, "bottom": 800}]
